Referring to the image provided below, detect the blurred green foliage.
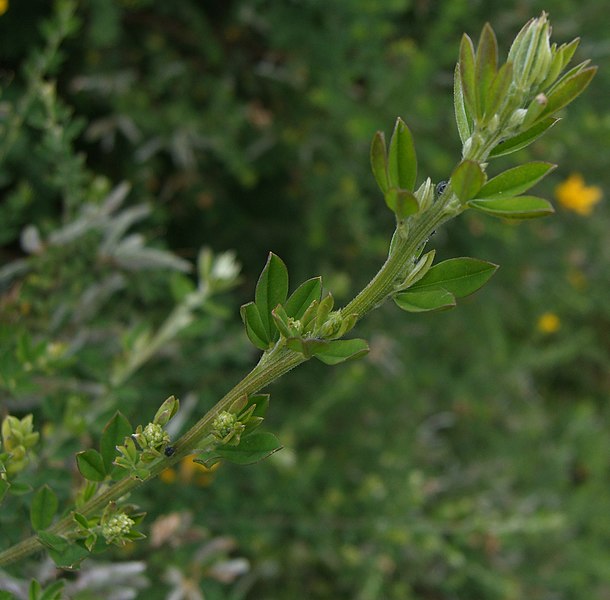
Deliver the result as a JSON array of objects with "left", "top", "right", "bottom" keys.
[{"left": 0, "top": 0, "right": 608, "bottom": 598}]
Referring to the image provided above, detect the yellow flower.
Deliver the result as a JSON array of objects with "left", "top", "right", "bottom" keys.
[
  {"left": 537, "top": 312, "right": 561, "bottom": 334},
  {"left": 555, "top": 173, "right": 603, "bottom": 216},
  {"left": 0, "top": 0, "right": 7, "bottom": 16}
]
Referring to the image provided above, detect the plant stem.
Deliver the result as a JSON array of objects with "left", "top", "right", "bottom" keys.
[
  {"left": 0, "top": 189, "right": 461, "bottom": 569},
  {"left": 0, "top": 347, "right": 305, "bottom": 567},
  {"left": 343, "top": 197, "right": 459, "bottom": 319}
]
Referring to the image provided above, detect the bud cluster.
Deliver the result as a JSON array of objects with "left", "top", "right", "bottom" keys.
[
  {"left": 74, "top": 501, "right": 145, "bottom": 550},
  {"left": 210, "top": 394, "right": 264, "bottom": 447},
  {"left": 1, "top": 414, "right": 40, "bottom": 478},
  {"left": 114, "top": 396, "right": 179, "bottom": 480},
  {"left": 455, "top": 12, "right": 596, "bottom": 161}
]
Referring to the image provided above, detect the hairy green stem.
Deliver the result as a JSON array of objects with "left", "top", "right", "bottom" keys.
[
  {"left": 0, "top": 346, "right": 306, "bottom": 567},
  {"left": 0, "top": 186, "right": 466, "bottom": 569}
]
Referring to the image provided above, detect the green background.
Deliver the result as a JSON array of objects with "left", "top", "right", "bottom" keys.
[{"left": 0, "top": 0, "right": 608, "bottom": 598}]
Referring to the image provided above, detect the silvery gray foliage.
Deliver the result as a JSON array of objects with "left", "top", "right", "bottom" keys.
[{"left": 0, "top": 560, "right": 149, "bottom": 600}]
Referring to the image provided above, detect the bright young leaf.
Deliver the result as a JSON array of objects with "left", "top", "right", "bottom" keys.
[
  {"left": 370, "top": 131, "right": 389, "bottom": 193},
  {"left": 214, "top": 432, "right": 283, "bottom": 465},
  {"left": 387, "top": 117, "right": 417, "bottom": 192},
  {"left": 557, "top": 38, "right": 580, "bottom": 73},
  {"left": 75, "top": 449, "right": 106, "bottom": 482},
  {"left": 271, "top": 305, "right": 295, "bottom": 339},
  {"left": 240, "top": 302, "right": 269, "bottom": 350},
  {"left": 450, "top": 160, "right": 486, "bottom": 202},
  {"left": 100, "top": 412, "right": 132, "bottom": 473},
  {"left": 453, "top": 64, "right": 472, "bottom": 144},
  {"left": 459, "top": 34, "right": 477, "bottom": 119},
  {"left": 539, "top": 65, "right": 597, "bottom": 121},
  {"left": 485, "top": 62, "right": 513, "bottom": 119},
  {"left": 522, "top": 94, "right": 549, "bottom": 130},
  {"left": 393, "top": 289, "right": 456, "bottom": 313},
  {"left": 408, "top": 257, "right": 499, "bottom": 298},
  {"left": 30, "top": 485, "right": 59, "bottom": 531},
  {"left": 313, "top": 338, "right": 369, "bottom": 366},
  {"left": 315, "top": 293, "right": 334, "bottom": 330},
  {"left": 254, "top": 253, "right": 289, "bottom": 343},
  {"left": 468, "top": 196, "right": 555, "bottom": 218},
  {"left": 285, "top": 277, "right": 322, "bottom": 320},
  {"left": 477, "top": 162, "right": 556, "bottom": 199},
  {"left": 475, "top": 23, "right": 498, "bottom": 119},
  {"left": 489, "top": 117, "right": 559, "bottom": 158}
]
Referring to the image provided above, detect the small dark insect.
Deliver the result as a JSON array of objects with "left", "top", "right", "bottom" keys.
[
  {"left": 435, "top": 180, "right": 448, "bottom": 197},
  {"left": 164, "top": 446, "right": 175, "bottom": 457}
]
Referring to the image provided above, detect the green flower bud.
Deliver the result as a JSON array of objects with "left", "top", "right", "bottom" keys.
[
  {"left": 142, "top": 423, "right": 168, "bottom": 448},
  {"left": 213, "top": 411, "right": 237, "bottom": 439},
  {"left": 153, "top": 395, "right": 179, "bottom": 427},
  {"left": 508, "top": 13, "right": 554, "bottom": 94},
  {"left": 102, "top": 513, "right": 135, "bottom": 544},
  {"left": 415, "top": 178, "right": 434, "bottom": 212}
]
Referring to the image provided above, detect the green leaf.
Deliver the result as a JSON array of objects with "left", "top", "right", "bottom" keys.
[
  {"left": 468, "top": 196, "right": 555, "bottom": 219},
  {"left": 450, "top": 160, "right": 486, "bottom": 203},
  {"left": 240, "top": 302, "right": 269, "bottom": 350},
  {"left": 7, "top": 481, "right": 32, "bottom": 495},
  {"left": 522, "top": 94, "right": 550, "bottom": 130},
  {"left": 540, "top": 65, "right": 597, "bottom": 121},
  {"left": 384, "top": 189, "right": 419, "bottom": 218},
  {"left": 477, "top": 162, "right": 556, "bottom": 199},
  {"left": 394, "top": 289, "right": 456, "bottom": 313},
  {"left": 370, "top": 131, "right": 389, "bottom": 193},
  {"left": 394, "top": 189, "right": 420, "bottom": 218},
  {"left": 244, "top": 394, "right": 270, "bottom": 418},
  {"left": 475, "top": 23, "right": 498, "bottom": 118},
  {"left": 546, "top": 60, "right": 591, "bottom": 96},
  {"left": 76, "top": 449, "right": 106, "bottom": 482},
  {"left": 285, "top": 277, "right": 322, "bottom": 320},
  {"left": 254, "top": 253, "right": 289, "bottom": 343},
  {"left": 315, "top": 293, "right": 335, "bottom": 329},
  {"left": 300, "top": 299, "right": 319, "bottom": 332},
  {"left": 214, "top": 432, "right": 283, "bottom": 465},
  {"left": 453, "top": 64, "right": 472, "bottom": 144},
  {"left": 73, "top": 512, "right": 91, "bottom": 530},
  {"left": 557, "top": 38, "right": 580, "bottom": 72},
  {"left": 30, "top": 485, "right": 58, "bottom": 531},
  {"left": 286, "top": 336, "right": 329, "bottom": 359},
  {"left": 409, "top": 257, "right": 499, "bottom": 298},
  {"left": 271, "top": 305, "right": 294, "bottom": 339},
  {"left": 459, "top": 34, "right": 477, "bottom": 120},
  {"left": 29, "top": 580, "right": 42, "bottom": 600},
  {"left": 100, "top": 412, "right": 132, "bottom": 473},
  {"left": 38, "top": 532, "right": 89, "bottom": 570},
  {"left": 387, "top": 118, "right": 417, "bottom": 192},
  {"left": 489, "top": 117, "right": 559, "bottom": 158},
  {"left": 39, "top": 581, "right": 65, "bottom": 600},
  {"left": 314, "top": 339, "right": 369, "bottom": 366},
  {"left": 399, "top": 249, "right": 436, "bottom": 290},
  {"left": 485, "top": 62, "right": 513, "bottom": 119}
]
